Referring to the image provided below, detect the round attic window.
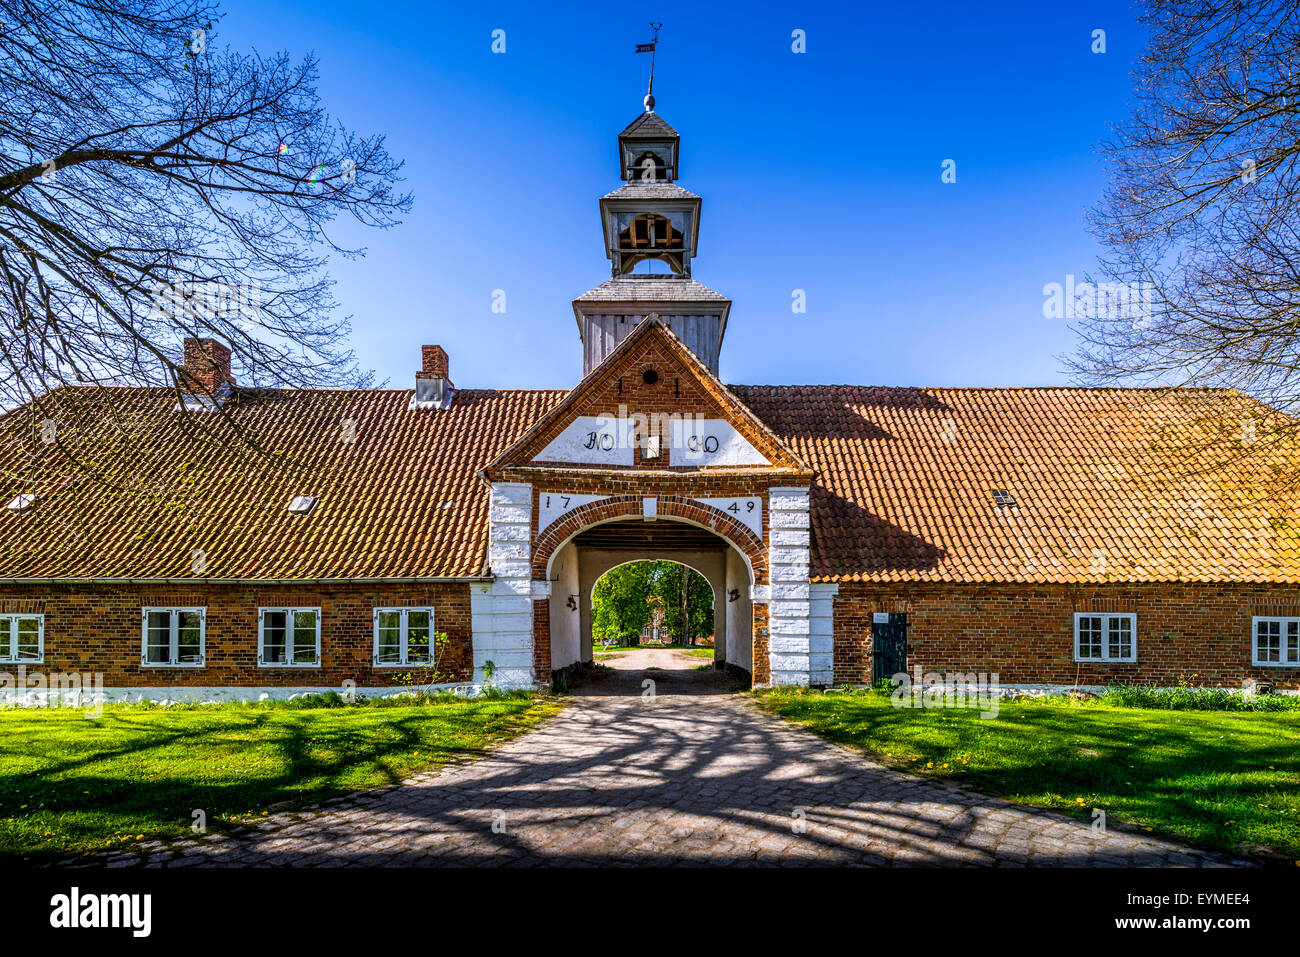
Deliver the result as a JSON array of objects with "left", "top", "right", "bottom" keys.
[{"left": 642, "top": 369, "right": 659, "bottom": 385}]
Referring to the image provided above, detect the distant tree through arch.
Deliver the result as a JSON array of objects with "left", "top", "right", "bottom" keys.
[{"left": 591, "top": 560, "right": 713, "bottom": 647}]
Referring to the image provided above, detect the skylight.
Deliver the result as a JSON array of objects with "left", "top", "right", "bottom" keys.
[
  {"left": 6, "top": 493, "right": 35, "bottom": 511},
  {"left": 287, "top": 495, "right": 317, "bottom": 515},
  {"left": 992, "top": 489, "right": 1016, "bottom": 508}
]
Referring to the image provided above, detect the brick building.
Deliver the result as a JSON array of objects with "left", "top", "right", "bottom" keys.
[{"left": 2, "top": 101, "right": 1299, "bottom": 701}]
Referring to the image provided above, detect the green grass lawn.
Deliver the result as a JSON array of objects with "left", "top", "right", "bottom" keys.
[
  {"left": 0, "top": 692, "right": 562, "bottom": 864},
  {"left": 756, "top": 688, "right": 1300, "bottom": 863}
]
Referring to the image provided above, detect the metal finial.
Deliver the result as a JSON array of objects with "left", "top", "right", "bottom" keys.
[{"left": 636, "top": 23, "right": 663, "bottom": 112}]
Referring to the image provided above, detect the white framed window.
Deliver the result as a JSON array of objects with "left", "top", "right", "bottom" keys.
[
  {"left": 373, "top": 607, "right": 435, "bottom": 666},
  {"left": 1252, "top": 616, "right": 1300, "bottom": 667},
  {"left": 1073, "top": 612, "right": 1137, "bottom": 662},
  {"left": 258, "top": 607, "right": 321, "bottom": 667},
  {"left": 141, "top": 607, "right": 205, "bottom": 667},
  {"left": 0, "top": 614, "right": 43, "bottom": 664}
]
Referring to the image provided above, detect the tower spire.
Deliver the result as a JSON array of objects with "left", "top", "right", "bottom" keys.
[{"left": 636, "top": 22, "right": 663, "bottom": 112}]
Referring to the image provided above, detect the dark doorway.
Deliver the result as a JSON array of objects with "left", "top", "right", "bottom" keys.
[{"left": 871, "top": 613, "right": 909, "bottom": 684}]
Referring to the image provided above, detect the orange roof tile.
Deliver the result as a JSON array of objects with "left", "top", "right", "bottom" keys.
[
  {"left": 735, "top": 385, "right": 1300, "bottom": 584},
  {"left": 0, "top": 386, "right": 563, "bottom": 581}
]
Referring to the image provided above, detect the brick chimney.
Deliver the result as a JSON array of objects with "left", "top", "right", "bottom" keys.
[
  {"left": 413, "top": 344, "right": 454, "bottom": 409},
  {"left": 421, "top": 345, "right": 451, "bottom": 382},
  {"left": 182, "top": 337, "right": 235, "bottom": 395}
]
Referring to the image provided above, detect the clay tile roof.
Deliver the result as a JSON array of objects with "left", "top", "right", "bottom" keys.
[
  {"left": 3, "top": 381, "right": 1298, "bottom": 586},
  {"left": 732, "top": 385, "right": 1300, "bottom": 585},
  {"left": 574, "top": 277, "right": 728, "bottom": 303},
  {"left": 619, "top": 111, "right": 678, "bottom": 138},
  {"left": 0, "top": 386, "right": 564, "bottom": 581}
]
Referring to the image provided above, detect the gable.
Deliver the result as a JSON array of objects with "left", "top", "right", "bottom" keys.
[{"left": 488, "top": 318, "right": 806, "bottom": 474}]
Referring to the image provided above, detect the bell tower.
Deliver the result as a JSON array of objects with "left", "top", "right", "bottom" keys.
[{"left": 573, "top": 38, "right": 731, "bottom": 376}]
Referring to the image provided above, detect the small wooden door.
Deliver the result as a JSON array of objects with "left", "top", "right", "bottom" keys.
[{"left": 871, "top": 613, "right": 909, "bottom": 684}]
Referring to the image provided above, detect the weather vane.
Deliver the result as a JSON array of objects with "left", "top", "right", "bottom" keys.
[{"left": 636, "top": 22, "right": 663, "bottom": 111}]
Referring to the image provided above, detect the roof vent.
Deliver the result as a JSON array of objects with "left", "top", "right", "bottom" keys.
[
  {"left": 6, "top": 493, "right": 35, "bottom": 511},
  {"left": 287, "top": 495, "right": 317, "bottom": 515},
  {"left": 992, "top": 489, "right": 1016, "bottom": 508},
  {"left": 411, "top": 344, "right": 455, "bottom": 410}
]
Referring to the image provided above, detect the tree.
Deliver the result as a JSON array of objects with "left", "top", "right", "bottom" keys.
[
  {"left": 589, "top": 560, "right": 714, "bottom": 647},
  {"left": 655, "top": 562, "right": 713, "bottom": 645},
  {"left": 0, "top": 0, "right": 409, "bottom": 441},
  {"left": 590, "top": 562, "right": 654, "bottom": 646},
  {"left": 1075, "top": 1, "right": 1300, "bottom": 411}
]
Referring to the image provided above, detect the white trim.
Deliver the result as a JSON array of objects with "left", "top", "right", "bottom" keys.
[
  {"left": 257, "top": 606, "right": 322, "bottom": 668},
  {"left": 1251, "top": 615, "right": 1300, "bottom": 667},
  {"left": 472, "top": 482, "right": 536, "bottom": 688},
  {"left": 140, "top": 606, "right": 206, "bottom": 668},
  {"left": 372, "top": 606, "right": 436, "bottom": 667},
  {"left": 0, "top": 613, "right": 44, "bottom": 665},
  {"left": 768, "top": 487, "right": 812, "bottom": 686},
  {"left": 1072, "top": 612, "right": 1137, "bottom": 663}
]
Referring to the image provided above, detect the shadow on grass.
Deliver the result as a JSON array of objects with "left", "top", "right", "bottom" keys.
[
  {"left": 0, "top": 698, "right": 554, "bottom": 864},
  {"left": 758, "top": 692, "right": 1300, "bottom": 862}
]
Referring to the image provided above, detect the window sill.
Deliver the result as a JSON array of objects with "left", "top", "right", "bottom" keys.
[
  {"left": 0, "top": 658, "right": 43, "bottom": 666},
  {"left": 372, "top": 663, "right": 436, "bottom": 669},
  {"left": 1072, "top": 657, "right": 1138, "bottom": 665},
  {"left": 1251, "top": 660, "right": 1300, "bottom": 668},
  {"left": 257, "top": 663, "right": 322, "bottom": 669},
  {"left": 141, "top": 662, "right": 206, "bottom": 669}
]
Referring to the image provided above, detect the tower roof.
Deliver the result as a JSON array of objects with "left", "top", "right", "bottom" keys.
[
  {"left": 619, "top": 110, "right": 678, "bottom": 139},
  {"left": 601, "top": 182, "right": 699, "bottom": 202}
]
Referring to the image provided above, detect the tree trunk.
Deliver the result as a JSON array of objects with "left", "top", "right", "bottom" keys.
[{"left": 680, "top": 569, "right": 691, "bottom": 645}]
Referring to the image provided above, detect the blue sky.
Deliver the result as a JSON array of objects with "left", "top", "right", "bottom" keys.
[{"left": 216, "top": 0, "right": 1143, "bottom": 390}]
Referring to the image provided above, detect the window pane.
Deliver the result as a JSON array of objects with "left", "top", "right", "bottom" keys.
[
  {"left": 1077, "top": 617, "right": 1102, "bottom": 658},
  {"left": 177, "top": 611, "right": 203, "bottom": 663},
  {"left": 1258, "top": 621, "right": 1281, "bottom": 662},
  {"left": 376, "top": 610, "right": 401, "bottom": 664},
  {"left": 146, "top": 610, "right": 172, "bottom": 663},
  {"left": 15, "top": 617, "right": 40, "bottom": 661},
  {"left": 407, "top": 611, "right": 431, "bottom": 664},
  {"left": 1288, "top": 621, "right": 1300, "bottom": 664},
  {"left": 292, "top": 610, "right": 317, "bottom": 664},
  {"left": 262, "top": 611, "right": 286, "bottom": 663},
  {"left": 1108, "top": 617, "right": 1132, "bottom": 660}
]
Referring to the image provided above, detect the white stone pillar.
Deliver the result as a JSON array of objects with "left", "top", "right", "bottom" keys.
[
  {"left": 469, "top": 482, "right": 535, "bottom": 689},
  {"left": 767, "top": 487, "right": 813, "bottom": 686},
  {"left": 809, "top": 582, "right": 839, "bottom": 686}
]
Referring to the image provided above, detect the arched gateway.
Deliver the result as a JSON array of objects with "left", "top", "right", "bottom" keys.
[{"left": 538, "top": 502, "right": 765, "bottom": 679}]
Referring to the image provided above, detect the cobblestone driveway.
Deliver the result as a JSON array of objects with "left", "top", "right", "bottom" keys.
[{"left": 105, "top": 650, "right": 1246, "bottom": 867}]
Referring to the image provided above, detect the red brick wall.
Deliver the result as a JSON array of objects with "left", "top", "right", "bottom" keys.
[
  {"left": 532, "top": 596, "right": 551, "bottom": 680},
  {"left": 832, "top": 582, "right": 1300, "bottom": 689},
  {"left": 0, "top": 582, "right": 474, "bottom": 687}
]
